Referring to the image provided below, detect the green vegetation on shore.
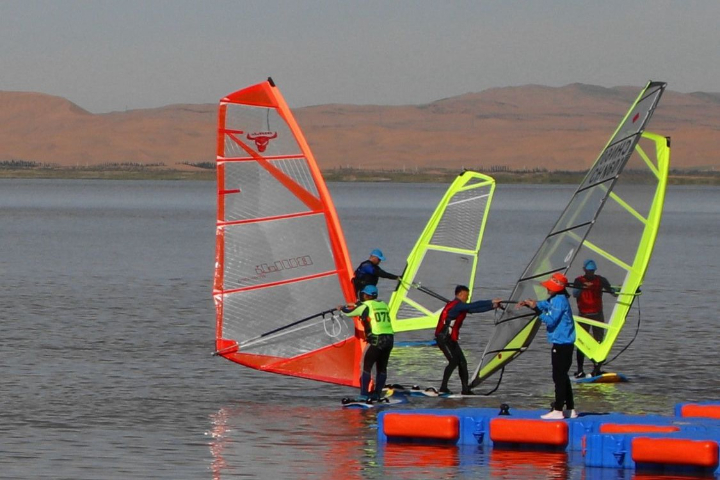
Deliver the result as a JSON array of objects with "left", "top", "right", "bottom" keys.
[
  {"left": 0, "top": 166, "right": 215, "bottom": 181},
  {"left": 322, "top": 168, "right": 582, "bottom": 184},
  {"left": 323, "top": 169, "right": 720, "bottom": 185},
  {"left": 0, "top": 164, "right": 718, "bottom": 185}
]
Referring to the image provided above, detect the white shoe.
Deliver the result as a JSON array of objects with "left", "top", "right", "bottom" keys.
[
  {"left": 565, "top": 409, "right": 579, "bottom": 419},
  {"left": 541, "top": 410, "right": 565, "bottom": 420}
]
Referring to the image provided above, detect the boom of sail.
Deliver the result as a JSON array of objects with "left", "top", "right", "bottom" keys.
[
  {"left": 471, "top": 81, "right": 669, "bottom": 387},
  {"left": 213, "top": 78, "right": 361, "bottom": 386},
  {"left": 388, "top": 171, "right": 495, "bottom": 333}
]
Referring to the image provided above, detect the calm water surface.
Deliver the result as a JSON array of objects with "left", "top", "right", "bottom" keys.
[{"left": 1, "top": 179, "right": 717, "bottom": 479}]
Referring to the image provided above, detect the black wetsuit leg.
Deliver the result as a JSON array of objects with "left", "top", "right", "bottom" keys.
[
  {"left": 360, "top": 344, "right": 378, "bottom": 396},
  {"left": 437, "top": 335, "right": 465, "bottom": 391},
  {"left": 373, "top": 335, "right": 394, "bottom": 397},
  {"left": 552, "top": 343, "right": 575, "bottom": 410}
]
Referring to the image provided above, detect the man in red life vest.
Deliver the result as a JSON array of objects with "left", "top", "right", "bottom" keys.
[
  {"left": 572, "top": 259, "right": 618, "bottom": 378},
  {"left": 435, "top": 285, "right": 502, "bottom": 395}
]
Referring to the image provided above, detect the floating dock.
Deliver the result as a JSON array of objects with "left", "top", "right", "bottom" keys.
[{"left": 376, "top": 401, "right": 720, "bottom": 476}]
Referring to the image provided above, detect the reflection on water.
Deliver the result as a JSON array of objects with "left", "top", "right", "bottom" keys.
[
  {"left": 489, "top": 449, "right": 571, "bottom": 479},
  {"left": 208, "top": 402, "right": 589, "bottom": 480},
  {"left": 208, "top": 402, "right": 382, "bottom": 480},
  {"left": 631, "top": 473, "right": 716, "bottom": 480},
  {"left": 3, "top": 180, "right": 718, "bottom": 479},
  {"left": 387, "top": 343, "right": 444, "bottom": 388},
  {"left": 379, "top": 444, "right": 462, "bottom": 477}
]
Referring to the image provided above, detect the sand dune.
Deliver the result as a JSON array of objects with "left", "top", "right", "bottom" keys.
[{"left": 1, "top": 84, "right": 718, "bottom": 171}]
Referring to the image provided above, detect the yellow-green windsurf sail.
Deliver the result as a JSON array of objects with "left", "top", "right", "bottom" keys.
[
  {"left": 388, "top": 171, "right": 495, "bottom": 333},
  {"left": 471, "top": 81, "right": 668, "bottom": 387},
  {"left": 572, "top": 131, "right": 669, "bottom": 363}
]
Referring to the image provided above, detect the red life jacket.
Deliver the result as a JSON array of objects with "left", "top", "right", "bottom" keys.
[
  {"left": 575, "top": 275, "right": 604, "bottom": 314},
  {"left": 435, "top": 299, "right": 468, "bottom": 341}
]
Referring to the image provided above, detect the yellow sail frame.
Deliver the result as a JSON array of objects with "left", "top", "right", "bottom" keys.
[{"left": 388, "top": 171, "right": 495, "bottom": 333}]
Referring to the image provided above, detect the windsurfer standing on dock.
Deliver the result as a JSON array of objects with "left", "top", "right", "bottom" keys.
[{"left": 518, "top": 272, "right": 578, "bottom": 420}]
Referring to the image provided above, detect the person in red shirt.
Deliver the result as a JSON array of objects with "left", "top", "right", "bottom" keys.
[
  {"left": 572, "top": 259, "right": 617, "bottom": 378},
  {"left": 435, "top": 285, "right": 502, "bottom": 395}
]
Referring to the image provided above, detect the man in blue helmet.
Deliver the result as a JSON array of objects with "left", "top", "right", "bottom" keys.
[
  {"left": 572, "top": 259, "right": 617, "bottom": 378},
  {"left": 339, "top": 285, "right": 394, "bottom": 402},
  {"left": 351, "top": 249, "right": 401, "bottom": 300}
]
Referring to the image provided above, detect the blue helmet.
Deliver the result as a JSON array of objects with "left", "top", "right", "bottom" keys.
[
  {"left": 361, "top": 285, "right": 378, "bottom": 297},
  {"left": 583, "top": 259, "right": 597, "bottom": 271},
  {"left": 370, "top": 249, "right": 386, "bottom": 261}
]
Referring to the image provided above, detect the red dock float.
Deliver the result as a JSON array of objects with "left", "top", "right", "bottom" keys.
[
  {"left": 599, "top": 423, "right": 680, "bottom": 434},
  {"left": 632, "top": 437, "right": 719, "bottom": 468},
  {"left": 489, "top": 418, "right": 568, "bottom": 447},
  {"left": 680, "top": 403, "right": 720, "bottom": 420},
  {"left": 383, "top": 413, "right": 460, "bottom": 442}
]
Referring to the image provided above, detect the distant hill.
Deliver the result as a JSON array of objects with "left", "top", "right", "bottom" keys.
[{"left": 1, "top": 84, "right": 719, "bottom": 171}]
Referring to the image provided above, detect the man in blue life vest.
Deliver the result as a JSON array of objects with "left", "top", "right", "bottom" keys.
[
  {"left": 351, "top": 249, "right": 401, "bottom": 300},
  {"left": 572, "top": 259, "right": 618, "bottom": 378},
  {"left": 435, "top": 285, "right": 502, "bottom": 395},
  {"left": 339, "top": 285, "right": 394, "bottom": 402}
]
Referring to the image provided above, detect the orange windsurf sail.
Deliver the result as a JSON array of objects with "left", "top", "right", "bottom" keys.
[{"left": 214, "top": 78, "right": 361, "bottom": 386}]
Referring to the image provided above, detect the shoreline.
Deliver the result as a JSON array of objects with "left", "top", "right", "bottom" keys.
[{"left": 1, "top": 167, "right": 719, "bottom": 185}]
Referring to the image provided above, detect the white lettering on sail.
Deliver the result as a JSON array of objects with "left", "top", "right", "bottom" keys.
[
  {"left": 255, "top": 255, "right": 314, "bottom": 275},
  {"left": 586, "top": 137, "right": 634, "bottom": 185}
]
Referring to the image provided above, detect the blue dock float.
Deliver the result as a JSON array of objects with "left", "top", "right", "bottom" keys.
[
  {"left": 376, "top": 403, "right": 720, "bottom": 476},
  {"left": 585, "top": 430, "right": 720, "bottom": 476},
  {"left": 569, "top": 411, "right": 720, "bottom": 451},
  {"left": 378, "top": 406, "right": 720, "bottom": 451}
]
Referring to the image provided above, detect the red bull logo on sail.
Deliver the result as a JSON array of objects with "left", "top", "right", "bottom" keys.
[{"left": 247, "top": 131, "right": 278, "bottom": 152}]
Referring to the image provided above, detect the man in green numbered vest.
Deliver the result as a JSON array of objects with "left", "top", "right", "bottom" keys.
[{"left": 339, "top": 284, "right": 394, "bottom": 402}]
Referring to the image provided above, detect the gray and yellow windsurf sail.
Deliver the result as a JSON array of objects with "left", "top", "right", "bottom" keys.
[
  {"left": 388, "top": 171, "right": 495, "bottom": 333},
  {"left": 471, "top": 81, "right": 669, "bottom": 387}
]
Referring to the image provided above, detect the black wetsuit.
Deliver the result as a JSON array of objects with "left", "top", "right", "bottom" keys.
[
  {"left": 435, "top": 298, "right": 494, "bottom": 394},
  {"left": 352, "top": 260, "right": 399, "bottom": 298}
]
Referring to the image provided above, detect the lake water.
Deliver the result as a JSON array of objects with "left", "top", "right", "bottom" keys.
[{"left": 1, "top": 179, "right": 717, "bottom": 479}]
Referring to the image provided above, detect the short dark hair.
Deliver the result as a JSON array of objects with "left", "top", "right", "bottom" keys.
[{"left": 455, "top": 285, "right": 470, "bottom": 295}]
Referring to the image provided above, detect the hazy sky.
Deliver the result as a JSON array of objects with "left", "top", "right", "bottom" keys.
[{"left": 2, "top": 0, "right": 718, "bottom": 113}]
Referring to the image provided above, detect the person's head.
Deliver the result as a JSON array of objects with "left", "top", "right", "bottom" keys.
[
  {"left": 361, "top": 284, "right": 378, "bottom": 300},
  {"left": 455, "top": 285, "right": 470, "bottom": 302},
  {"left": 541, "top": 272, "right": 568, "bottom": 294},
  {"left": 583, "top": 259, "right": 597, "bottom": 277},
  {"left": 369, "top": 248, "right": 385, "bottom": 264}
]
